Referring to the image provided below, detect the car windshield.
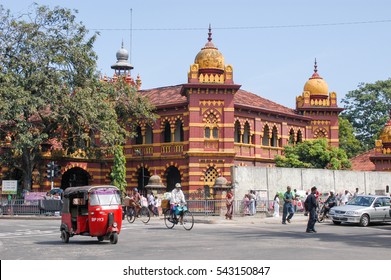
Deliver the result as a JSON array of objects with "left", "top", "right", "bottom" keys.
[
  {"left": 89, "top": 188, "right": 121, "bottom": 206},
  {"left": 346, "top": 196, "right": 374, "bottom": 207}
]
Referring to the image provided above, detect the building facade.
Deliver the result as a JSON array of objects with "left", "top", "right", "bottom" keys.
[{"left": 2, "top": 28, "right": 343, "bottom": 198}]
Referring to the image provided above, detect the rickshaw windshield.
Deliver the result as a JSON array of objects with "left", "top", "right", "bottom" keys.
[{"left": 89, "top": 188, "right": 121, "bottom": 206}]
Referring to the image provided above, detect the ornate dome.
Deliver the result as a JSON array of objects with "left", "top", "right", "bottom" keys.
[
  {"left": 194, "top": 26, "right": 225, "bottom": 71},
  {"left": 116, "top": 47, "right": 129, "bottom": 62},
  {"left": 379, "top": 111, "right": 391, "bottom": 144},
  {"left": 111, "top": 42, "right": 133, "bottom": 71},
  {"left": 303, "top": 60, "right": 329, "bottom": 96},
  {"left": 148, "top": 174, "right": 162, "bottom": 185}
]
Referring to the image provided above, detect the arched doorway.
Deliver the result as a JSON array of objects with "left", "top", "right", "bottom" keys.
[
  {"left": 61, "top": 167, "right": 90, "bottom": 190},
  {"left": 165, "top": 166, "right": 181, "bottom": 192}
]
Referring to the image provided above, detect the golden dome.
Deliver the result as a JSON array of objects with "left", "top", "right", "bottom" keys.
[
  {"left": 303, "top": 60, "right": 329, "bottom": 96},
  {"left": 379, "top": 113, "right": 391, "bottom": 143},
  {"left": 194, "top": 27, "right": 224, "bottom": 71}
]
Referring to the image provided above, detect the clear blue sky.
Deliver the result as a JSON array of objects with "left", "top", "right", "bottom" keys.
[{"left": 2, "top": 0, "right": 391, "bottom": 108}]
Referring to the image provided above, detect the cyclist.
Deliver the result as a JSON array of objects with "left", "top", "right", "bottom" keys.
[
  {"left": 129, "top": 188, "right": 142, "bottom": 216},
  {"left": 322, "top": 190, "right": 337, "bottom": 217},
  {"left": 170, "top": 183, "right": 186, "bottom": 224}
]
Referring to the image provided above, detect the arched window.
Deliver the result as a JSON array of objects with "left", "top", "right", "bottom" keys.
[
  {"left": 271, "top": 126, "right": 278, "bottom": 147},
  {"left": 296, "top": 129, "right": 303, "bottom": 144},
  {"left": 163, "top": 121, "right": 171, "bottom": 143},
  {"left": 212, "top": 127, "right": 218, "bottom": 138},
  {"left": 289, "top": 128, "right": 295, "bottom": 144},
  {"left": 204, "top": 127, "right": 211, "bottom": 138},
  {"left": 243, "top": 122, "right": 250, "bottom": 144},
  {"left": 145, "top": 124, "right": 153, "bottom": 144},
  {"left": 174, "top": 119, "right": 184, "bottom": 142},
  {"left": 234, "top": 120, "right": 241, "bottom": 143},
  {"left": 135, "top": 125, "right": 143, "bottom": 144},
  {"left": 262, "top": 125, "right": 270, "bottom": 146}
]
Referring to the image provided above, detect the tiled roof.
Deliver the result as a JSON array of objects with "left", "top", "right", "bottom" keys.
[
  {"left": 235, "top": 89, "right": 297, "bottom": 115},
  {"left": 350, "top": 149, "right": 376, "bottom": 171},
  {"left": 139, "top": 85, "right": 186, "bottom": 107},
  {"left": 139, "top": 85, "right": 297, "bottom": 116}
]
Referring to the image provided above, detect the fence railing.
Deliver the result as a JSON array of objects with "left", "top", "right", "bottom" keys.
[
  {"left": 0, "top": 199, "right": 62, "bottom": 216},
  {"left": 0, "top": 198, "right": 273, "bottom": 217}
]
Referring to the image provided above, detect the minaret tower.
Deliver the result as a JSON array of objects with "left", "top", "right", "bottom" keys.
[{"left": 296, "top": 59, "right": 343, "bottom": 146}]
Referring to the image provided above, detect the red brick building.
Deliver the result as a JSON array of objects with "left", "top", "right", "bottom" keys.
[{"left": 29, "top": 28, "right": 343, "bottom": 197}]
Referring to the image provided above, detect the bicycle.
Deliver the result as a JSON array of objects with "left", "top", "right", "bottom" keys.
[
  {"left": 125, "top": 205, "right": 150, "bottom": 224},
  {"left": 164, "top": 204, "right": 194, "bottom": 230}
]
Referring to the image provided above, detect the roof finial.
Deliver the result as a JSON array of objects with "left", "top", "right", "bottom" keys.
[
  {"left": 208, "top": 23, "right": 212, "bottom": 42},
  {"left": 121, "top": 39, "right": 124, "bottom": 49},
  {"left": 314, "top": 58, "right": 318, "bottom": 74}
]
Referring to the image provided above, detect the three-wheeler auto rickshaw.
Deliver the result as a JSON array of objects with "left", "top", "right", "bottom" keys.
[{"left": 60, "top": 185, "right": 123, "bottom": 244}]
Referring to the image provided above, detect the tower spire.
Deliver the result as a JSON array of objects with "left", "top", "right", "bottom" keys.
[{"left": 208, "top": 23, "right": 212, "bottom": 42}]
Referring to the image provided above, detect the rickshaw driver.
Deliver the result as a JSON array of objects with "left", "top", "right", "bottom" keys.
[{"left": 170, "top": 183, "right": 186, "bottom": 224}]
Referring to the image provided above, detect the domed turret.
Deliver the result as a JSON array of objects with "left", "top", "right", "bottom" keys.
[
  {"left": 194, "top": 26, "right": 225, "bottom": 72},
  {"left": 111, "top": 42, "right": 133, "bottom": 76},
  {"left": 379, "top": 111, "right": 391, "bottom": 144},
  {"left": 303, "top": 59, "right": 329, "bottom": 96}
]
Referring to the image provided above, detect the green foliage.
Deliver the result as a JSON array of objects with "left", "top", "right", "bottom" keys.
[
  {"left": 275, "top": 139, "right": 351, "bottom": 170},
  {"left": 110, "top": 145, "right": 127, "bottom": 194},
  {"left": 0, "top": 4, "right": 156, "bottom": 190},
  {"left": 338, "top": 117, "right": 364, "bottom": 158},
  {"left": 341, "top": 79, "right": 391, "bottom": 150}
]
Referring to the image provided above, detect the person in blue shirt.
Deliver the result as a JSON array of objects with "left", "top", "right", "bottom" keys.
[{"left": 282, "top": 186, "right": 295, "bottom": 224}]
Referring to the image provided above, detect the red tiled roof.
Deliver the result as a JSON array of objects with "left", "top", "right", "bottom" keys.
[
  {"left": 350, "top": 149, "right": 376, "bottom": 171},
  {"left": 139, "top": 85, "right": 186, "bottom": 107},
  {"left": 139, "top": 85, "right": 297, "bottom": 116},
  {"left": 235, "top": 89, "right": 297, "bottom": 115}
]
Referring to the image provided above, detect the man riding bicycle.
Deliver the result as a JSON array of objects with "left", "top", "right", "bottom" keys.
[
  {"left": 323, "top": 190, "right": 337, "bottom": 217},
  {"left": 170, "top": 183, "right": 186, "bottom": 224},
  {"left": 125, "top": 188, "right": 142, "bottom": 216}
]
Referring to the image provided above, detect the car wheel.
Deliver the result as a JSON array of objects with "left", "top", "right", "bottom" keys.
[
  {"left": 332, "top": 221, "right": 341, "bottom": 225},
  {"left": 359, "top": 214, "right": 370, "bottom": 227}
]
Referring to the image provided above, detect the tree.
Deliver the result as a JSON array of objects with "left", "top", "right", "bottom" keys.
[
  {"left": 0, "top": 5, "right": 155, "bottom": 190},
  {"left": 341, "top": 79, "right": 391, "bottom": 150},
  {"left": 338, "top": 117, "right": 364, "bottom": 158},
  {"left": 275, "top": 138, "right": 351, "bottom": 170},
  {"left": 110, "top": 145, "right": 127, "bottom": 195}
]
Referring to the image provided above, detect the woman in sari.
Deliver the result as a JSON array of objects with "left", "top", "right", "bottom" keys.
[
  {"left": 225, "top": 189, "right": 234, "bottom": 219},
  {"left": 273, "top": 192, "right": 280, "bottom": 217}
]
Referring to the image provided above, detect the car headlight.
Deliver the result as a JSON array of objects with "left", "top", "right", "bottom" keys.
[
  {"left": 329, "top": 209, "right": 335, "bottom": 215},
  {"left": 113, "top": 222, "right": 118, "bottom": 228},
  {"left": 345, "top": 211, "right": 360, "bottom": 215}
]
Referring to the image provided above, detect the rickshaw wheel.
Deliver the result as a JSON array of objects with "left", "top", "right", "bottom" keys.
[
  {"left": 61, "top": 230, "right": 69, "bottom": 243},
  {"left": 97, "top": 236, "right": 104, "bottom": 242},
  {"left": 139, "top": 206, "right": 151, "bottom": 224},
  {"left": 110, "top": 232, "right": 118, "bottom": 244}
]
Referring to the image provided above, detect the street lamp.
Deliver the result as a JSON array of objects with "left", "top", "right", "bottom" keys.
[{"left": 135, "top": 149, "right": 144, "bottom": 192}]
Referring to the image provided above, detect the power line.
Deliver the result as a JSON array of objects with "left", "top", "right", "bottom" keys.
[{"left": 90, "top": 19, "right": 391, "bottom": 32}]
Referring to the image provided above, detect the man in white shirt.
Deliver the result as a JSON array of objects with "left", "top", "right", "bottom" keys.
[
  {"left": 170, "top": 183, "right": 186, "bottom": 223},
  {"left": 341, "top": 190, "right": 352, "bottom": 205}
]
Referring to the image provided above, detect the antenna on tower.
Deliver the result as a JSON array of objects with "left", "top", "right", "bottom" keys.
[{"left": 129, "top": 8, "right": 133, "bottom": 64}]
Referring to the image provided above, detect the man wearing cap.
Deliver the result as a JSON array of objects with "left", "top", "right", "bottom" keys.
[
  {"left": 170, "top": 183, "right": 186, "bottom": 223},
  {"left": 306, "top": 186, "right": 318, "bottom": 233}
]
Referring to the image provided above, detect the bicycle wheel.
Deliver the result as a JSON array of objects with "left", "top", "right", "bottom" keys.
[
  {"left": 182, "top": 210, "right": 194, "bottom": 231},
  {"left": 139, "top": 206, "right": 150, "bottom": 224},
  {"left": 164, "top": 209, "right": 175, "bottom": 229},
  {"left": 127, "top": 208, "right": 136, "bottom": 223}
]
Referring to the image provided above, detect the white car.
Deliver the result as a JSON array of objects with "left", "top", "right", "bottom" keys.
[{"left": 329, "top": 195, "right": 391, "bottom": 227}]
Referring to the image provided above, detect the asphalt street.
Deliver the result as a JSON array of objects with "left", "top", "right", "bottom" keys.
[{"left": 1, "top": 214, "right": 390, "bottom": 260}]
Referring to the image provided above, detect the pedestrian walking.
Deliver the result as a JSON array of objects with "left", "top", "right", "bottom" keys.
[
  {"left": 225, "top": 189, "right": 234, "bottom": 219},
  {"left": 306, "top": 186, "right": 318, "bottom": 233},
  {"left": 273, "top": 193, "right": 280, "bottom": 217},
  {"left": 282, "top": 186, "right": 295, "bottom": 224}
]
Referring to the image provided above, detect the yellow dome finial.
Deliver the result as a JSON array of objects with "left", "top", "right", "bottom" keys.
[{"left": 303, "top": 58, "right": 329, "bottom": 96}]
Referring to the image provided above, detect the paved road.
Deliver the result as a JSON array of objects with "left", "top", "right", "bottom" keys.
[{"left": 0, "top": 215, "right": 390, "bottom": 260}]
